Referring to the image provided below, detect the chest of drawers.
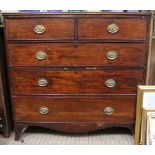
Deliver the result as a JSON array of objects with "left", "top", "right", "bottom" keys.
[{"left": 3, "top": 12, "right": 151, "bottom": 141}]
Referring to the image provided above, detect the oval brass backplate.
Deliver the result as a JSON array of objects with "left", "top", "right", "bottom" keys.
[
  {"left": 107, "top": 23, "right": 119, "bottom": 34},
  {"left": 39, "top": 106, "right": 49, "bottom": 115},
  {"left": 105, "top": 79, "right": 116, "bottom": 88},
  {"left": 38, "top": 78, "right": 48, "bottom": 87},
  {"left": 36, "top": 51, "right": 46, "bottom": 60},
  {"left": 106, "top": 51, "right": 118, "bottom": 60},
  {"left": 34, "top": 25, "right": 45, "bottom": 34},
  {"left": 104, "top": 107, "right": 114, "bottom": 115}
]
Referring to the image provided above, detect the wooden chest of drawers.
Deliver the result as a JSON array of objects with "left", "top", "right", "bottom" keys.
[{"left": 3, "top": 12, "right": 151, "bottom": 141}]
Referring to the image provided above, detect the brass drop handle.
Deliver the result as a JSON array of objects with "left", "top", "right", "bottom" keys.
[
  {"left": 106, "top": 51, "right": 117, "bottom": 60},
  {"left": 34, "top": 25, "right": 45, "bottom": 34},
  {"left": 104, "top": 107, "right": 114, "bottom": 115},
  {"left": 107, "top": 23, "right": 119, "bottom": 34},
  {"left": 39, "top": 106, "right": 49, "bottom": 115},
  {"left": 36, "top": 51, "right": 46, "bottom": 60},
  {"left": 38, "top": 78, "right": 48, "bottom": 87},
  {"left": 105, "top": 79, "right": 116, "bottom": 88}
]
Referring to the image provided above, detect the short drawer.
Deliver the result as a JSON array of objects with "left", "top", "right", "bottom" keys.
[
  {"left": 13, "top": 95, "right": 136, "bottom": 123},
  {"left": 10, "top": 69, "right": 144, "bottom": 95},
  {"left": 5, "top": 18, "right": 74, "bottom": 40},
  {"left": 78, "top": 18, "right": 147, "bottom": 40},
  {"left": 8, "top": 43, "right": 146, "bottom": 67}
]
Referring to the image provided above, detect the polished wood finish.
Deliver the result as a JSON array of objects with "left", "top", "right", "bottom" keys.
[
  {"left": 8, "top": 43, "right": 146, "bottom": 67},
  {"left": 5, "top": 18, "right": 74, "bottom": 40},
  {"left": 13, "top": 95, "right": 136, "bottom": 122},
  {"left": 78, "top": 18, "right": 147, "bottom": 40},
  {"left": 10, "top": 69, "right": 144, "bottom": 95},
  {"left": 3, "top": 12, "right": 151, "bottom": 141}
]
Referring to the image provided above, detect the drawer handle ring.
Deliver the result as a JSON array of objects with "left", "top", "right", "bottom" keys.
[
  {"left": 104, "top": 107, "right": 114, "bottom": 115},
  {"left": 34, "top": 25, "right": 45, "bottom": 34},
  {"left": 107, "top": 23, "right": 119, "bottom": 34},
  {"left": 36, "top": 51, "right": 46, "bottom": 60},
  {"left": 105, "top": 79, "right": 116, "bottom": 88},
  {"left": 106, "top": 51, "right": 117, "bottom": 60},
  {"left": 39, "top": 106, "right": 49, "bottom": 115},
  {"left": 38, "top": 78, "right": 48, "bottom": 87}
]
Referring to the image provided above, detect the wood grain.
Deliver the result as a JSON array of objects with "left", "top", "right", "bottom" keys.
[
  {"left": 5, "top": 18, "right": 74, "bottom": 40},
  {"left": 10, "top": 69, "right": 144, "bottom": 95},
  {"left": 13, "top": 95, "right": 136, "bottom": 122},
  {"left": 8, "top": 43, "right": 146, "bottom": 67},
  {"left": 78, "top": 18, "right": 147, "bottom": 40}
]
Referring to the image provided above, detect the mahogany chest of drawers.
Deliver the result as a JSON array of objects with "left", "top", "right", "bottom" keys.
[{"left": 3, "top": 12, "right": 151, "bottom": 140}]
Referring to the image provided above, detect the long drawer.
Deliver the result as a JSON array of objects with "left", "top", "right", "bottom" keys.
[
  {"left": 10, "top": 69, "right": 144, "bottom": 95},
  {"left": 7, "top": 43, "right": 146, "bottom": 67},
  {"left": 5, "top": 18, "right": 74, "bottom": 40},
  {"left": 78, "top": 18, "right": 147, "bottom": 40},
  {"left": 13, "top": 95, "right": 136, "bottom": 123}
]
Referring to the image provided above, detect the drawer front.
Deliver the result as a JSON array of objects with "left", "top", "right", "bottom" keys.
[
  {"left": 8, "top": 43, "right": 146, "bottom": 67},
  {"left": 5, "top": 18, "right": 74, "bottom": 40},
  {"left": 10, "top": 69, "right": 144, "bottom": 95},
  {"left": 78, "top": 18, "right": 147, "bottom": 40},
  {"left": 13, "top": 96, "right": 136, "bottom": 122}
]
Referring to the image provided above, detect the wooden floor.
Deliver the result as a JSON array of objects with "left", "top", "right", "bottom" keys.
[{"left": 0, "top": 127, "right": 134, "bottom": 145}]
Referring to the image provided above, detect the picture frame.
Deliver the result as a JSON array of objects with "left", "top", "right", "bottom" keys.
[
  {"left": 146, "top": 113, "right": 155, "bottom": 145},
  {"left": 134, "top": 85, "right": 155, "bottom": 145},
  {"left": 141, "top": 109, "right": 155, "bottom": 145}
]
